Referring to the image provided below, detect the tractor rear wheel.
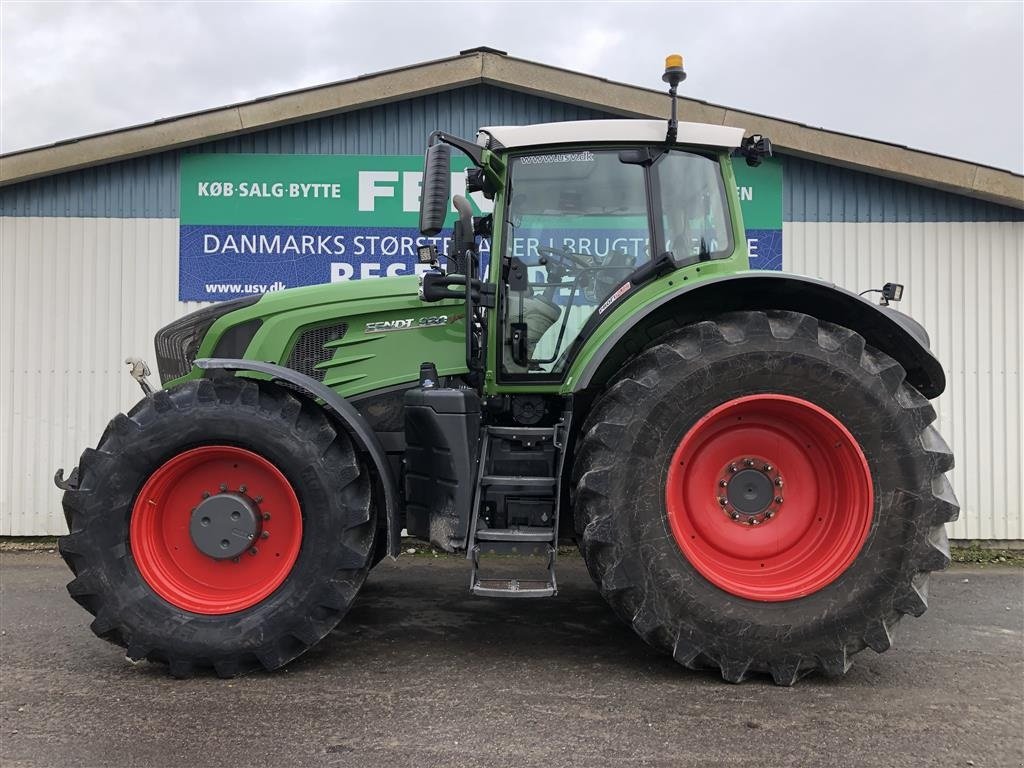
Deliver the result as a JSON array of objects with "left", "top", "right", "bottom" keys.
[
  {"left": 573, "top": 310, "right": 958, "bottom": 685},
  {"left": 58, "top": 378, "right": 376, "bottom": 677}
]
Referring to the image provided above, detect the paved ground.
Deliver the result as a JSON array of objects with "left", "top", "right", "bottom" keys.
[{"left": 1, "top": 551, "right": 1021, "bottom": 768}]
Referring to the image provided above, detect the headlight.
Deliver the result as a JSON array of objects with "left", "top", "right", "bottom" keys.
[{"left": 154, "top": 296, "right": 260, "bottom": 384}]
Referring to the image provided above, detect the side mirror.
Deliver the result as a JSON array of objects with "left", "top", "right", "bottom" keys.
[
  {"left": 739, "top": 134, "right": 773, "bottom": 167},
  {"left": 419, "top": 142, "right": 451, "bottom": 236}
]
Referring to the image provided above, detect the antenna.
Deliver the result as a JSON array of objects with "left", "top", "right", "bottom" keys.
[{"left": 662, "top": 54, "right": 687, "bottom": 144}]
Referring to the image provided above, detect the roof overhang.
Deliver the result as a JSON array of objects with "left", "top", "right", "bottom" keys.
[
  {"left": 1, "top": 49, "right": 1021, "bottom": 209},
  {"left": 480, "top": 119, "right": 744, "bottom": 151}
]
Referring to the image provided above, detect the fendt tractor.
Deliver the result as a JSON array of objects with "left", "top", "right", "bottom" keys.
[{"left": 55, "top": 57, "right": 958, "bottom": 685}]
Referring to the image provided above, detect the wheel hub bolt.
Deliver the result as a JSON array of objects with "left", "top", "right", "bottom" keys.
[
  {"left": 254, "top": 496, "right": 263, "bottom": 504},
  {"left": 260, "top": 531, "right": 270, "bottom": 539},
  {"left": 190, "top": 493, "right": 259, "bottom": 560},
  {"left": 239, "top": 485, "right": 247, "bottom": 494},
  {"left": 262, "top": 512, "right": 271, "bottom": 521},
  {"left": 219, "top": 483, "right": 228, "bottom": 493},
  {"left": 719, "top": 456, "right": 782, "bottom": 526},
  {"left": 201, "top": 491, "right": 210, "bottom": 499},
  {"left": 249, "top": 547, "right": 258, "bottom": 556}
]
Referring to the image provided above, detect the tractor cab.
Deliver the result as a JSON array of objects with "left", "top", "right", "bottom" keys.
[
  {"left": 483, "top": 124, "right": 738, "bottom": 377},
  {"left": 415, "top": 56, "right": 771, "bottom": 389}
]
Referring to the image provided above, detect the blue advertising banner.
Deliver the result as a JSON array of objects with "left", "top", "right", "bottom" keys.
[
  {"left": 180, "top": 224, "right": 491, "bottom": 295},
  {"left": 179, "top": 154, "right": 783, "bottom": 301},
  {"left": 746, "top": 228, "right": 784, "bottom": 271}
]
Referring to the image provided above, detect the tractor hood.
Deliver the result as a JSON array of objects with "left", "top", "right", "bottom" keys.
[
  {"left": 158, "top": 275, "right": 468, "bottom": 398},
  {"left": 248, "top": 273, "right": 422, "bottom": 311}
]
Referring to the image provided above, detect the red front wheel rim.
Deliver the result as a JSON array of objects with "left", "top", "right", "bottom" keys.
[
  {"left": 665, "top": 394, "right": 874, "bottom": 601},
  {"left": 130, "top": 446, "right": 302, "bottom": 614}
]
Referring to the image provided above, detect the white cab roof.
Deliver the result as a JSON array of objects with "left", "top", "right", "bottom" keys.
[{"left": 479, "top": 119, "right": 744, "bottom": 151}]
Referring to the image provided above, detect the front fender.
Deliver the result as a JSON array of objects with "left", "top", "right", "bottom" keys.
[
  {"left": 574, "top": 272, "right": 946, "bottom": 399},
  {"left": 195, "top": 358, "right": 401, "bottom": 558}
]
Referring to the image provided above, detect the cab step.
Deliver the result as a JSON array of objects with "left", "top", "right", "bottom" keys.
[
  {"left": 474, "top": 526, "right": 555, "bottom": 542},
  {"left": 471, "top": 578, "right": 556, "bottom": 598},
  {"left": 469, "top": 544, "right": 558, "bottom": 597},
  {"left": 466, "top": 407, "right": 571, "bottom": 599},
  {"left": 486, "top": 425, "right": 555, "bottom": 437},
  {"left": 480, "top": 475, "right": 557, "bottom": 488}
]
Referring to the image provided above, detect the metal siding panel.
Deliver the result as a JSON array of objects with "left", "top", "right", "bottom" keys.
[
  {"left": 0, "top": 214, "right": 1021, "bottom": 539},
  {"left": 786, "top": 219, "right": 1023, "bottom": 541},
  {"left": 781, "top": 156, "right": 1023, "bottom": 223},
  {"left": 0, "top": 85, "right": 615, "bottom": 219},
  {"left": 0, "top": 215, "right": 195, "bottom": 535},
  {"left": 7, "top": 90, "right": 1020, "bottom": 223},
  {"left": 0, "top": 217, "right": 16, "bottom": 534}
]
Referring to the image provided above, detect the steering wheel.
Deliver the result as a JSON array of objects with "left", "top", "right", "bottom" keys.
[{"left": 536, "top": 245, "right": 593, "bottom": 270}]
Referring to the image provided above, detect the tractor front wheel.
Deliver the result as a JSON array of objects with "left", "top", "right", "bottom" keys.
[
  {"left": 573, "top": 310, "right": 958, "bottom": 684},
  {"left": 58, "top": 378, "right": 376, "bottom": 677}
]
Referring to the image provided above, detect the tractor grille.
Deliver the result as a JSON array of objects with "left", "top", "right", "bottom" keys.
[{"left": 285, "top": 323, "right": 348, "bottom": 382}]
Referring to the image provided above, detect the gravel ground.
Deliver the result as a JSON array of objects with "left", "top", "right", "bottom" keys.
[{"left": 1, "top": 550, "right": 1022, "bottom": 768}]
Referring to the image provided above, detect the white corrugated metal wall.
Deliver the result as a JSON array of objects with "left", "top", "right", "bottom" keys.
[
  {"left": 2, "top": 214, "right": 1021, "bottom": 538},
  {"left": 0, "top": 216, "right": 204, "bottom": 535},
  {"left": 787, "top": 220, "right": 1023, "bottom": 541}
]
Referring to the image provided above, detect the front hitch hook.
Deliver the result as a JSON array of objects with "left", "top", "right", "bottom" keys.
[
  {"left": 125, "top": 357, "right": 155, "bottom": 396},
  {"left": 54, "top": 467, "right": 79, "bottom": 491}
]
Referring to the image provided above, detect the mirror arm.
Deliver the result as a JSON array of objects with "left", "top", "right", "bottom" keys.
[
  {"left": 452, "top": 195, "right": 475, "bottom": 251},
  {"left": 428, "top": 131, "right": 485, "bottom": 167}
]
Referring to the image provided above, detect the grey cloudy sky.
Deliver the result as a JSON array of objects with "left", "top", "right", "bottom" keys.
[{"left": 1, "top": 1, "right": 1022, "bottom": 172}]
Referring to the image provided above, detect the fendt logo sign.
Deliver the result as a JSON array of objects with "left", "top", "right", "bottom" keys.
[{"left": 178, "top": 154, "right": 782, "bottom": 302}]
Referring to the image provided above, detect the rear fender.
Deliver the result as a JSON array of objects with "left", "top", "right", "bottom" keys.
[
  {"left": 575, "top": 272, "right": 946, "bottom": 399},
  {"left": 195, "top": 358, "right": 401, "bottom": 557}
]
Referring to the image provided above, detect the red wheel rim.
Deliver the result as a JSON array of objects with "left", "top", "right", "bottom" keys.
[
  {"left": 130, "top": 446, "right": 302, "bottom": 614},
  {"left": 665, "top": 395, "right": 873, "bottom": 601}
]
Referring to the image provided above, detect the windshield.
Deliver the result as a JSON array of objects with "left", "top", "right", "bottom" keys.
[{"left": 501, "top": 150, "right": 651, "bottom": 376}]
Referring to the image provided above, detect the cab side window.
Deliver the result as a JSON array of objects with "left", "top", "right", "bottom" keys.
[{"left": 658, "top": 152, "right": 732, "bottom": 263}]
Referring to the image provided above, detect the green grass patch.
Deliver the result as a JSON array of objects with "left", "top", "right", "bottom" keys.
[
  {"left": 950, "top": 544, "right": 1024, "bottom": 567},
  {"left": 0, "top": 536, "right": 59, "bottom": 551},
  {"left": 5, "top": 536, "right": 1022, "bottom": 567}
]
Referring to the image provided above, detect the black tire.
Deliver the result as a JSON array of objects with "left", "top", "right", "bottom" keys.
[
  {"left": 369, "top": 530, "right": 389, "bottom": 569},
  {"left": 58, "top": 378, "right": 376, "bottom": 678},
  {"left": 573, "top": 310, "right": 959, "bottom": 685}
]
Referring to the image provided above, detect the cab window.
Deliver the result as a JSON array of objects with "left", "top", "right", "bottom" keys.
[{"left": 657, "top": 151, "right": 733, "bottom": 263}]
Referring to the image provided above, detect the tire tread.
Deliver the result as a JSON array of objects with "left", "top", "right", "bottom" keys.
[{"left": 573, "top": 310, "right": 957, "bottom": 685}]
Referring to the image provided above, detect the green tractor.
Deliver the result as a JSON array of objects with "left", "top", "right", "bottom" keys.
[{"left": 55, "top": 57, "right": 957, "bottom": 684}]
